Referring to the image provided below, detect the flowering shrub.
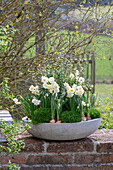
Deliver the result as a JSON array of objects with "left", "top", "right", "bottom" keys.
[{"left": 13, "top": 70, "right": 96, "bottom": 124}]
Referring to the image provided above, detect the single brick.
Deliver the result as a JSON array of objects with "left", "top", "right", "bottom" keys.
[
  {"left": 26, "top": 155, "right": 73, "bottom": 165},
  {"left": 96, "top": 143, "right": 113, "bottom": 153},
  {"left": 97, "top": 165, "right": 113, "bottom": 170},
  {"left": 75, "top": 153, "right": 113, "bottom": 164},
  {"left": 0, "top": 155, "right": 25, "bottom": 165},
  {"left": 49, "top": 166, "right": 96, "bottom": 170},
  {"left": 0, "top": 156, "right": 10, "bottom": 165},
  {"left": 11, "top": 155, "right": 25, "bottom": 164},
  {"left": 20, "top": 167, "right": 47, "bottom": 170},
  {"left": 47, "top": 138, "right": 94, "bottom": 153},
  {"left": 22, "top": 137, "right": 44, "bottom": 152}
]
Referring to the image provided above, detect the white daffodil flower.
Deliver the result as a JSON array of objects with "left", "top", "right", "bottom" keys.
[
  {"left": 79, "top": 77, "right": 85, "bottom": 83},
  {"left": 54, "top": 83, "right": 59, "bottom": 90},
  {"left": 35, "top": 85, "right": 39, "bottom": 91},
  {"left": 82, "top": 101, "right": 86, "bottom": 106},
  {"left": 48, "top": 77, "right": 54, "bottom": 83},
  {"left": 29, "top": 85, "right": 35, "bottom": 92},
  {"left": 41, "top": 76, "right": 48, "bottom": 83},
  {"left": 13, "top": 98, "right": 21, "bottom": 104},
  {"left": 87, "top": 103, "right": 89, "bottom": 107},
  {"left": 75, "top": 91, "right": 80, "bottom": 95},
  {"left": 64, "top": 82, "right": 69, "bottom": 88},
  {"left": 47, "top": 84, "right": 54, "bottom": 90},
  {"left": 69, "top": 73, "right": 74, "bottom": 79},
  {"left": 13, "top": 98, "right": 18, "bottom": 103},
  {"left": 54, "top": 88, "right": 60, "bottom": 93},
  {"left": 72, "top": 84, "right": 77, "bottom": 90},
  {"left": 43, "top": 83, "right": 48, "bottom": 89},
  {"left": 49, "top": 89, "right": 53, "bottom": 93},
  {"left": 32, "top": 98, "right": 36, "bottom": 104},
  {"left": 32, "top": 99, "right": 41, "bottom": 105},
  {"left": 75, "top": 70, "right": 79, "bottom": 76},
  {"left": 32, "top": 90, "right": 37, "bottom": 94},
  {"left": 67, "top": 92, "right": 74, "bottom": 98},
  {"left": 75, "top": 86, "right": 84, "bottom": 96},
  {"left": 76, "top": 76, "right": 79, "bottom": 81},
  {"left": 79, "top": 88, "right": 84, "bottom": 96},
  {"left": 68, "top": 87, "right": 75, "bottom": 94},
  {"left": 66, "top": 85, "right": 71, "bottom": 91},
  {"left": 77, "top": 85, "right": 83, "bottom": 91},
  {"left": 34, "top": 100, "right": 41, "bottom": 106}
]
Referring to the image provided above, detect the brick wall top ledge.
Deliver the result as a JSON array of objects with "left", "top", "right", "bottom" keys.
[
  {"left": 89, "top": 129, "right": 113, "bottom": 153},
  {"left": 1, "top": 129, "right": 113, "bottom": 154},
  {"left": 1, "top": 129, "right": 113, "bottom": 169},
  {"left": 18, "top": 129, "right": 113, "bottom": 154}
]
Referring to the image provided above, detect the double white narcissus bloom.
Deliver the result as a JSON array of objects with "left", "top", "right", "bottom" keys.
[
  {"left": 68, "top": 87, "right": 75, "bottom": 94},
  {"left": 42, "top": 76, "right": 59, "bottom": 94},
  {"left": 79, "top": 77, "right": 85, "bottom": 84},
  {"left": 47, "top": 84, "right": 54, "bottom": 93},
  {"left": 69, "top": 73, "right": 74, "bottom": 79},
  {"left": 29, "top": 85, "right": 35, "bottom": 92},
  {"left": 67, "top": 87, "right": 75, "bottom": 98},
  {"left": 64, "top": 83, "right": 75, "bottom": 98},
  {"left": 43, "top": 83, "right": 48, "bottom": 89},
  {"left": 75, "top": 85, "right": 84, "bottom": 96},
  {"left": 49, "top": 77, "right": 54, "bottom": 83},
  {"left": 32, "top": 99, "right": 41, "bottom": 106},
  {"left": 29, "top": 85, "right": 39, "bottom": 94},
  {"left": 54, "top": 83, "right": 60, "bottom": 93},
  {"left": 41, "top": 76, "right": 48, "bottom": 83}
]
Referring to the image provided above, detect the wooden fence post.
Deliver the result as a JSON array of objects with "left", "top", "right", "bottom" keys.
[{"left": 91, "top": 52, "right": 95, "bottom": 93}]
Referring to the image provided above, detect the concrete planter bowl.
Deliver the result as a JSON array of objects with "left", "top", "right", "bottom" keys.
[{"left": 22, "top": 117, "right": 101, "bottom": 141}]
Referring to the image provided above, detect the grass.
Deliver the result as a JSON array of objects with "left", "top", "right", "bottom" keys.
[
  {"left": 96, "top": 58, "right": 113, "bottom": 82},
  {"left": 95, "top": 83, "right": 113, "bottom": 129},
  {"left": 95, "top": 84, "right": 113, "bottom": 100},
  {"left": 94, "top": 35, "right": 113, "bottom": 82}
]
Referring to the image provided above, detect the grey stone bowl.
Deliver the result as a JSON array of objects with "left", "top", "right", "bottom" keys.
[{"left": 22, "top": 117, "right": 101, "bottom": 141}]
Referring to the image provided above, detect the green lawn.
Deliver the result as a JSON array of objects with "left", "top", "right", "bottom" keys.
[
  {"left": 95, "top": 83, "right": 113, "bottom": 129},
  {"left": 94, "top": 35, "right": 113, "bottom": 82},
  {"left": 95, "top": 84, "right": 113, "bottom": 99}
]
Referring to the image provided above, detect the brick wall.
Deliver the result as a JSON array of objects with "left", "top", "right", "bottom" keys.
[{"left": 1, "top": 129, "right": 113, "bottom": 170}]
